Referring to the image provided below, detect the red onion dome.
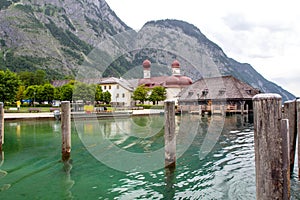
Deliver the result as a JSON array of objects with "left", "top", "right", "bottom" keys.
[
  {"left": 171, "top": 60, "right": 180, "bottom": 68},
  {"left": 165, "top": 76, "right": 192, "bottom": 86},
  {"left": 179, "top": 76, "right": 193, "bottom": 85},
  {"left": 142, "top": 59, "right": 151, "bottom": 69}
]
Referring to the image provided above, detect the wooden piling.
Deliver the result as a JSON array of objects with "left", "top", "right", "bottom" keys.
[
  {"left": 297, "top": 99, "right": 300, "bottom": 179},
  {"left": 164, "top": 101, "right": 176, "bottom": 168},
  {"left": 61, "top": 101, "right": 71, "bottom": 161},
  {"left": 281, "top": 119, "right": 290, "bottom": 200},
  {"left": 0, "top": 102, "right": 4, "bottom": 151},
  {"left": 253, "top": 94, "right": 289, "bottom": 200},
  {"left": 283, "top": 100, "right": 297, "bottom": 174}
]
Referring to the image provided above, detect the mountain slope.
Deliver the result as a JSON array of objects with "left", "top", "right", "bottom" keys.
[
  {"left": 0, "top": 1, "right": 295, "bottom": 101},
  {"left": 125, "top": 19, "right": 294, "bottom": 101},
  {"left": 0, "top": 0, "right": 131, "bottom": 78}
]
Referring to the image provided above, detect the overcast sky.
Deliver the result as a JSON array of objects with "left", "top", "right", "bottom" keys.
[{"left": 105, "top": 0, "right": 300, "bottom": 97}]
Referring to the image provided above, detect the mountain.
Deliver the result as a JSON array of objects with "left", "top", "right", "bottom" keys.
[
  {"left": 0, "top": 0, "right": 130, "bottom": 78},
  {"left": 0, "top": 1, "right": 295, "bottom": 101},
  {"left": 126, "top": 19, "right": 295, "bottom": 101}
]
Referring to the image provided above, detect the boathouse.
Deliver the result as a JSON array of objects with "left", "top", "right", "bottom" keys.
[{"left": 178, "top": 75, "right": 260, "bottom": 114}]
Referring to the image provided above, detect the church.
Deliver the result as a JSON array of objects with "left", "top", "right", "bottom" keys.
[{"left": 137, "top": 59, "right": 193, "bottom": 104}]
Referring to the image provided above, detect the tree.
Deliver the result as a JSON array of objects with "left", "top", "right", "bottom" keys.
[
  {"left": 39, "top": 83, "right": 55, "bottom": 103},
  {"left": 16, "top": 85, "right": 26, "bottom": 102},
  {"left": 60, "top": 83, "right": 74, "bottom": 101},
  {"left": 148, "top": 86, "right": 167, "bottom": 105},
  {"left": 54, "top": 87, "right": 61, "bottom": 100},
  {"left": 132, "top": 84, "right": 149, "bottom": 104},
  {"left": 24, "top": 85, "right": 38, "bottom": 105},
  {"left": 102, "top": 91, "right": 111, "bottom": 104},
  {"left": 0, "top": 69, "right": 21, "bottom": 103},
  {"left": 95, "top": 85, "right": 103, "bottom": 102},
  {"left": 73, "top": 82, "right": 95, "bottom": 102}
]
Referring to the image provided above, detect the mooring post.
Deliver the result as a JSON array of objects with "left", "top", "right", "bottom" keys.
[
  {"left": 61, "top": 101, "right": 71, "bottom": 161},
  {"left": 297, "top": 99, "right": 300, "bottom": 179},
  {"left": 0, "top": 102, "right": 4, "bottom": 151},
  {"left": 164, "top": 101, "right": 176, "bottom": 168},
  {"left": 281, "top": 119, "right": 290, "bottom": 200},
  {"left": 283, "top": 100, "right": 297, "bottom": 174},
  {"left": 253, "top": 94, "right": 290, "bottom": 200}
]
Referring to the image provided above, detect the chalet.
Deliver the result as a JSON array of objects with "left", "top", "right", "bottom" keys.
[{"left": 178, "top": 76, "right": 260, "bottom": 114}]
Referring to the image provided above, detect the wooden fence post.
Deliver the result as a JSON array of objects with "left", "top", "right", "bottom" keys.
[
  {"left": 297, "top": 99, "right": 300, "bottom": 179},
  {"left": 61, "top": 101, "right": 71, "bottom": 161},
  {"left": 283, "top": 100, "right": 297, "bottom": 174},
  {"left": 253, "top": 94, "right": 290, "bottom": 200},
  {"left": 0, "top": 102, "right": 4, "bottom": 151},
  {"left": 164, "top": 101, "right": 176, "bottom": 168}
]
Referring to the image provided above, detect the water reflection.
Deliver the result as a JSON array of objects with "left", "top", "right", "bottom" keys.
[
  {"left": 62, "top": 160, "right": 74, "bottom": 199},
  {"left": 0, "top": 151, "right": 10, "bottom": 192},
  {"left": 1, "top": 115, "right": 299, "bottom": 199}
]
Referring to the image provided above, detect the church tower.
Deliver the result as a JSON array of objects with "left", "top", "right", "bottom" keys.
[{"left": 143, "top": 59, "right": 151, "bottom": 78}]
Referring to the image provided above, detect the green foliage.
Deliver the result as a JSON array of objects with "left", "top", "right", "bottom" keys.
[
  {"left": 45, "top": 19, "right": 92, "bottom": 55},
  {"left": 39, "top": 83, "right": 55, "bottom": 102},
  {"left": 60, "top": 83, "right": 74, "bottom": 101},
  {"left": 16, "top": 85, "right": 25, "bottom": 101},
  {"left": 0, "top": 0, "right": 12, "bottom": 10},
  {"left": 132, "top": 85, "right": 149, "bottom": 104},
  {"left": 24, "top": 85, "right": 38, "bottom": 104},
  {"left": 95, "top": 85, "right": 103, "bottom": 101},
  {"left": 62, "top": 15, "right": 76, "bottom": 31},
  {"left": 15, "top": 4, "right": 33, "bottom": 13},
  {"left": 103, "top": 55, "right": 132, "bottom": 77},
  {"left": 148, "top": 86, "right": 167, "bottom": 105},
  {"left": 73, "top": 82, "right": 95, "bottom": 102},
  {"left": 19, "top": 69, "right": 47, "bottom": 86},
  {"left": 0, "top": 69, "right": 21, "bottom": 103},
  {"left": 102, "top": 91, "right": 111, "bottom": 104}
]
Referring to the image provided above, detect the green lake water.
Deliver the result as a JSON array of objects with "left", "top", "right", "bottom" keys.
[{"left": 0, "top": 114, "right": 300, "bottom": 199}]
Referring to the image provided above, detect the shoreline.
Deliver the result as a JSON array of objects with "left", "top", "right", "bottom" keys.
[{"left": 3, "top": 109, "right": 164, "bottom": 120}]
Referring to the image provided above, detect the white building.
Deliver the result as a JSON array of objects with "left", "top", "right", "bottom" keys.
[{"left": 99, "top": 77, "right": 134, "bottom": 107}]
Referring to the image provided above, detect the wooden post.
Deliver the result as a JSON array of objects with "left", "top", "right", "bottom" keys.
[
  {"left": 253, "top": 94, "right": 290, "bottom": 200},
  {"left": 61, "top": 101, "right": 71, "bottom": 161},
  {"left": 0, "top": 102, "right": 4, "bottom": 151},
  {"left": 297, "top": 99, "right": 300, "bottom": 179},
  {"left": 281, "top": 119, "right": 290, "bottom": 200},
  {"left": 164, "top": 101, "right": 176, "bottom": 168},
  {"left": 283, "top": 100, "right": 297, "bottom": 174}
]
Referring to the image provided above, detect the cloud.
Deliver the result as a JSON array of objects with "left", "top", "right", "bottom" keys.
[{"left": 223, "top": 13, "right": 254, "bottom": 31}]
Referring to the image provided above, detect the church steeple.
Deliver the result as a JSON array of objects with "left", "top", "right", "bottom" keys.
[
  {"left": 143, "top": 59, "right": 151, "bottom": 78},
  {"left": 171, "top": 60, "right": 181, "bottom": 76}
]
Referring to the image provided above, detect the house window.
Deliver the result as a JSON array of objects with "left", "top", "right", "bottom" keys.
[
  {"left": 109, "top": 85, "right": 111, "bottom": 89},
  {"left": 117, "top": 85, "right": 119, "bottom": 89},
  {"left": 104, "top": 86, "right": 106, "bottom": 90},
  {"left": 122, "top": 93, "right": 125, "bottom": 98},
  {"left": 116, "top": 93, "right": 119, "bottom": 98}
]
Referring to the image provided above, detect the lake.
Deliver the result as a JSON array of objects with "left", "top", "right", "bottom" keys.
[{"left": 0, "top": 114, "right": 299, "bottom": 199}]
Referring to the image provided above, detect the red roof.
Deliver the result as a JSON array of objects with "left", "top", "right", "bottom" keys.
[
  {"left": 142, "top": 59, "right": 151, "bottom": 69},
  {"left": 171, "top": 60, "right": 180, "bottom": 68}
]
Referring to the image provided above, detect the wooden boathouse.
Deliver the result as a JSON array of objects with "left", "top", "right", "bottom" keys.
[{"left": 178, "top": 76, "right": 260, "bottom": 115}]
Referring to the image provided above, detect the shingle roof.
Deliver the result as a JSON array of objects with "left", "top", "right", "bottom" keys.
[{"left": 179, "top": 75, "right": 260, "bottom": 101}]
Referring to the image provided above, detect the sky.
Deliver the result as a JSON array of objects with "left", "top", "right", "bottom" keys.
[{"left": 105, "top": 0, "right": 300, "bottom": 97}]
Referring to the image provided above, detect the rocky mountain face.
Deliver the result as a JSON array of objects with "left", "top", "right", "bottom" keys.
[
  {"left": 0, "top": 0, "right": 130, "bottom": 78},
  {"left": 129, "top": 20, "right": 295, "bottom": 101},
  {"left": 0, "top": 0, "right": 295, "bottom": 101}
]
